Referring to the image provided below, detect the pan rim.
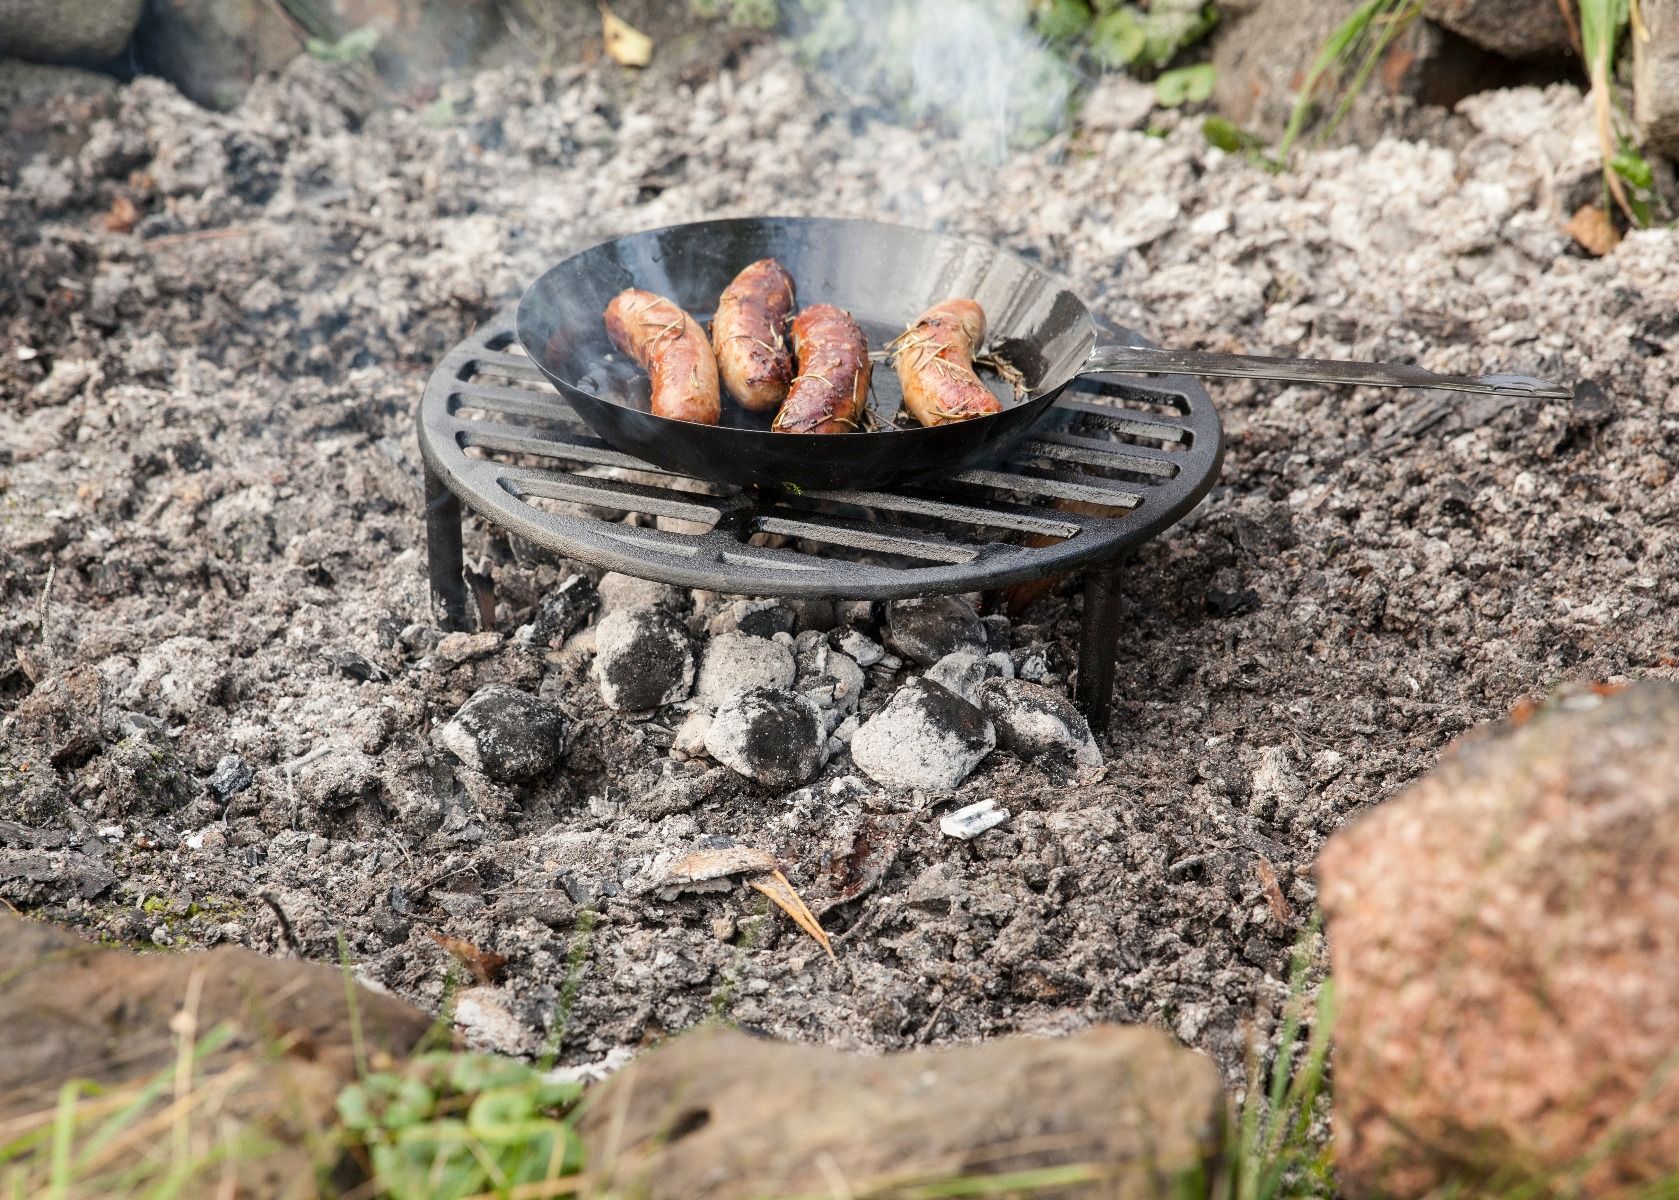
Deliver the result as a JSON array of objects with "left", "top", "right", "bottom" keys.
[{"left": 513, "top": 214, "right": 1101, "bottom": 442}]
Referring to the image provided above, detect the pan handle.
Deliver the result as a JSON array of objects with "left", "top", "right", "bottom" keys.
[{"left": 1078, "top": 341, "right": 1572, "bottom": 400}]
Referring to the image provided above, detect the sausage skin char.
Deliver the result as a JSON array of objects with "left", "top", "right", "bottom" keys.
[
  {"left": 711, "top": 259, "right": 797, "bottom": 412},
  {"left": 603, "top": 288, "right": 721, "bottom": 425},
  {"left": 893, "top": 299, "right": 1001, "bottom": 427},
  {"left": 773, "top": 304, "right": 872, "bottom": 434}
]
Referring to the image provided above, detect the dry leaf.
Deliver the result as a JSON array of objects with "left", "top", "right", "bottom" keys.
[
  {"left": 102, "top": 195, "right": 140, "bottom": 234},
  {"left": 1566, "top": 203, "right": 1621, "bottom": 257},
  {"left": 749, "top": 869, "right": 835, "bottom": 962},
  {"left": 652, "top": 845, "right": 777, "bottom": 892},
  {"left": 600, "top": 3, "right": 652, "bottom": 68},
  {"left": 429, "top": 931, "right": 508, "bottom": 985},
  {"left": 1254, "top": 856, "right": 1292, "bottom": 924}
]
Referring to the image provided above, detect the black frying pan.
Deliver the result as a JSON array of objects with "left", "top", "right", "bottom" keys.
[{"left": 515, "top": 216, "right": 1570, "bottom": 491}]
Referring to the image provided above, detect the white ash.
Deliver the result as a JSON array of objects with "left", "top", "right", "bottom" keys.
[
  {"left": 598, "top": 572, "right": 685, "bottom": 613},
  {"left": 835, "top": 628, "right": 886, "bottom": 667},
  {"left": 939, "top": 798, "right": 1011, "bottom": 841},
  {"left": 850, "top": 678, "right": 997, "bottom": 793},
  {"left": 670, "top": 708, "right": 714, "bottom": 761}
]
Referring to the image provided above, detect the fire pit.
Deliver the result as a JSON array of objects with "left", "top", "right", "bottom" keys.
[{"left": 417, "top": 307, "right": 1223, "bottom": 730}]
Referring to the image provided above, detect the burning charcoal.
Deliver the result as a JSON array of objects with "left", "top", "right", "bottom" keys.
[
  {"left": 208, "top": 754, "right": 253, "bottom": 799},
  {"left": 850, "top": 678, "right": 996, "bottom": 793},
  {"left": 436, "top": 684, "right": 567, "bottom": 783},
  {"left": 939, "top": 798, "right": 1010, "bottom": 840},
  {"left": 524, "top": 574, "right": 599, "bottom": 648},
  {"left": 883, "top": 596, "right": 986, "bottom": 668},
  {"left": 670, "top": 709, "right": 713, "bottom": 760},
  {"left": 599, "top": 572, "right": 685, "bottom": 612},
  {"left": 835, "top": 628, "right": 885, "bottom": 667},
  {"left": 707, "top": 599, "right": 796, "bottom": 639},
  {"left": 977, "top": 679, "right": 1103, "bottom": 783},
  {"left": 704, "top": 687, "right": 828, "bottom": 789},
  {"left": 924, "top": 649, "right": 1007, "bottom": 706},
  {"left": 695, "top": 632, "right": 797, "bottom": 709},
  {"left": 593, "top": 607, "right": 695, "bottom": 711}
]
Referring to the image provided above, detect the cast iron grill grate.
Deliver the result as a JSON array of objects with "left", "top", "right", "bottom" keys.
[{"left": 417, "top": 308, "right": 1223, "bottom": 727}]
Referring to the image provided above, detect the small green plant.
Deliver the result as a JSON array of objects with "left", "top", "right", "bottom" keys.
[
  {"left": 1275, "top": 0, "right": 1423, "bottom": 165},
  {"left": 306, "top": 24, "right": 380, "bottom": 62},
  {"left": 1581, "top": 0, "right": 1655, "bottom": 225},
  {"left": 335, "top": 1053, "right": 585, "bottom": 1200}
]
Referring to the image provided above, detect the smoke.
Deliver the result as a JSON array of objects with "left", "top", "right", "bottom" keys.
[{"left": 790, "top": 0, "right": 1079, "bottom": 163}]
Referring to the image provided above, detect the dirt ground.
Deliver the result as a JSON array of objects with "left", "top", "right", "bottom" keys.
[{"left": 3, "top": 28, "right": 1677, "bottom": 1089}]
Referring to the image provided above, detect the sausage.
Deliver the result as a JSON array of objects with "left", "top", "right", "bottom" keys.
[
  {"left": 772, "top": 304, "right": 871, "bottom": 435},
  {"left": 892, "top": 299, "right": 1002, "bottom": 427},
  {"left": 711, "top": 259, "right": 796, "bottom": 412},
  {"left": 603, "top": 288, "right": 721, "bottom": 425}
]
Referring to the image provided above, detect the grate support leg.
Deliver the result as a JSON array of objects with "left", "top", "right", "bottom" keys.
[
  {"left": 425, "top": 465, "right": 469, "bottom": 632},
  {"left": 1076, "top": 558, "right": 1126, "bottom": 736}
]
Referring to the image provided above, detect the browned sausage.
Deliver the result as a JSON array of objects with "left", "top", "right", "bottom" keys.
[
  {"left": 893, "top": 299, "right": 1002, "bottom": 427},
  {"left": 772, "top": 304, "right": 871, "bottom": 434},
  {"left": 711, "top": 259, "right": 796, "bottom": 412},
  {"left": 603, "top": 288, "right": 721, "bottom": 425}
]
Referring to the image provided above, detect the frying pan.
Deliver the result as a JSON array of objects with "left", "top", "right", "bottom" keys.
[{"left": 515, "top": 216, "right": 1570, "bottom": 491}]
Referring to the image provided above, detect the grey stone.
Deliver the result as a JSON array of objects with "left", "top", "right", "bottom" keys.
[
  {"left": 671, "top": 709, "right": 713, "bottom": 760},
  {"left": 593, "top": 607, "right": 695, "bottom": 711},
  {"left": 0, "top": 0, "right": 142, "bottom": 65},
  {"left": 599, "top": 572, "right": 684, "bottom": 612},
  {"left": 1423, "top": 0, "right": 1574, "bottom": 59},
  {"left": 208, "top": 754, "right": 253, "bottom": 799},
  {"left": 707, "top": 599, "right": 795, "bottom": 638},
  {"left": 977, "top": 678, "right": 1103, "bottom": 782},
  {"left": 695, "top": 632, "right": 796, "bottom": 709},
  {"left": 525, "top": 574, "right": 599, "bottom": 649},
  {"left": 436, "top": 684, "right": 566, "bottom": 783},
  {"left": 882, "top": 596, "right": 985, "bottom": 668},
  {"left": 703, "top": 687, "right": 828, "bottom": 789},
  {"left": 134, "top": 0, "right": 300, "bottom": 111},
  {"left": 1636, "top": 0, "right": 1679, "bottom": 158},
  {"left": 850, "top": 678, "right": 995, "bottom": 792}
]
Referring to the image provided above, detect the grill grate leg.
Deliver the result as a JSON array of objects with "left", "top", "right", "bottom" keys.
[
  {"left": 1076, "top": 559, "right": 1126, "bottom": 736},
  {"left": 425, "top": 466, "right": 469, "bottom": 632}
]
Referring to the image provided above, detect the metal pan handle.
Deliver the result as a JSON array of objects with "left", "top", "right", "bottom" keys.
[{"left": 1079, "top": 341, "right": 1572, "bottom": 400}]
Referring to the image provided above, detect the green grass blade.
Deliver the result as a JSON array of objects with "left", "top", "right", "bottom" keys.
[{"left": 1277, "top": 0, "right": 1385, "bottom": 162}]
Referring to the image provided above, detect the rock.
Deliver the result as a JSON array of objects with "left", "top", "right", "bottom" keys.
[
  {"left": 11, "top": 665, "right": 105, "bottom": 766},
  {"left": 834, "top": 627, "right": 885, "bottom": 666},
  {"left": 977, "top": 679, "right": 1103, "bottom": 782},
  {"left": 671, "top": 708, "right": 713, "bottom": 759},
  {"left": 577, "top": 1024, "right": 1226, "bottom": 1200},
  {"left": 851, "top": 678, "right": 995, "bottom": 792},
  {"left": 134, "top": 0, "right": 301, "bottom": 111},
  {"left": 882, "top": 595, "right": 986, "bottom": 668},
  {"left": 939, "top": 798, "right": 1010, "bottom": 840},
  {"left": 704, "top": 687, "right": 828, "bottom": 789},
  {"left": 706, "top": 599, "right": 796, "bottom": 638},
  {"left": 1636, "top": 0, "right": 1679, "bottom": 158},
  {"left": 593, "top": 606, "right": 695, "bottom": 711},
  {"left": 434, "top": 630, "right": 499, "bottom": 663},
  {"left": 1318, "top": 682, "right": 1679, "bottom": 1199},
  {"left": 525, "top": 573, "right": 599, "bottom": 648},
  {"left": 1423, "top": 0, "right": 1574, "bottom": 59},
  {"left": 209, "top": 753, "right": 254, "bottom": 798},
  {"left": 1212, "top": 0, "right": 1509, "bottom": 140},
  {"left": 0, "top": 914, "right": 430, "bottom": 1192},
  {"left": 598, "top": 571, "right": 684, "bottom": 612},
  {"left": 435, "top": 684, "right": 565, "bottom": 783},
  {"left": 0, "top": 849, "right": 116, "bottom": 903},
  {"left": 0, "top": 0, "right": 143, "bottom": 64},
  {"left": 695, "top": 632, "right": 796, "bottom": 709},
  {"left": 924, "top": 649, "right": 1006, "bottom": 705}
]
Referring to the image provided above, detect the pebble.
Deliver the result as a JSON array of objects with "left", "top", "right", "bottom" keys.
[
  {"left": 436, "top": 684, "right": 567, "bottom": 783},
  {"left": 835, "top": 628, "right": 885, "bottom": 666},
  {"left": 670, "top": 708, "right": 713, "bottom": 760},
  {"left": 850, "top": 678, "right": 996, "bottom": 792},
  {"left": 599, "top": 572, "right": 684, "bottom": 612},
  {"left": 939, "top": 798, "right": 1011, "bottom": 840},
  {"left": 704, "top": 687, "right": 829, "bottom": 789},
  {"left": 208, "top": 753, "right": 253, "bottom": 799},
  {"left": 883, "top": 596, "right": 986, "bottom": 667},
  {"left": 977, "top": 678, "right": 1102, "bottom": 782},
  {"left": 592, "top": 607, "right": 695, "bottom": 711},
  {"left": 436, "top": 631, "right": 501, "bottom": 664},
  {"left": 524, "top": 574, "right": 600, "bottom": 648},
  {"left": 696, "top": 632, "right": 797, "bottom": 709}
]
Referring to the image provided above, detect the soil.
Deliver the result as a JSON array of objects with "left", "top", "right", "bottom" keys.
[{"left": 3, "top": 29, "right": 1677, "bottom": 1091}]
